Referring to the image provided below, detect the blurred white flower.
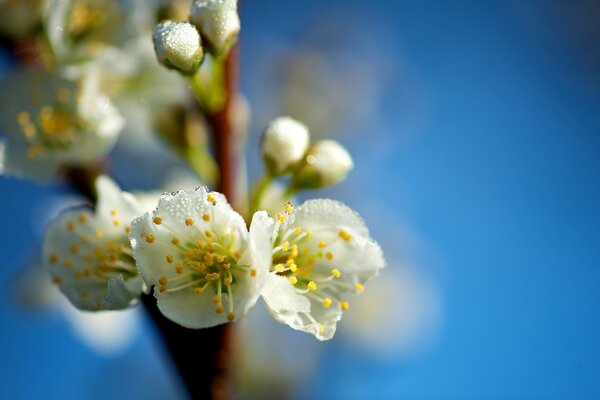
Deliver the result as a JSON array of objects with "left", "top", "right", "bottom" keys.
[
  {"left": 153, "top": 20, "right": 204, "bottom": 75},
  {"left": 189, "top": 0, "right": 240, "bottom": 57},
  {"left": 292, "top": 140, "right": 353, "bottom": 189},
  {"left": 261, "top": 116, "right": 310, "bottom": 176},
  {"left": 130, "top": 187, "right": 267, "bottom": 328},
  {"left": 43, "top": 176, "right": 143, "bottom": 310},
  {"left": 250, "top": 199, "right": 385, "bottom": 340},
  {"left": 0, "top": 67, "right": 123, "bottom": 182}
]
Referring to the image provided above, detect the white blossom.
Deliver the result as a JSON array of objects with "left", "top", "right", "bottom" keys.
[
  {"left": 261, "top": 116, "right": 310, "bottom": 176},
  {"left": 43, "top": 176, "right": 143, "bottom": 311},
  {"left": 189, "top": 0, "right": 240, "bottom": 57},
  {"left": 292, "top": 140, "right": 353, "bottom": 189},
  {"left": 250, "top": 199, "right": 385, "bottom": 340},
  {"left": 153, "top": 20, "right": 204, "bottom": 75},
  {"left": 130, "top": 187, "right": 267, "bottom": 328},
  {"left": 0, "top": 67, "right": 123, "bottom": 182}
]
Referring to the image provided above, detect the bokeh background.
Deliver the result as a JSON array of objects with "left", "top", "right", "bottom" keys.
[{"left": 2, "top": 0, "right": 600, "bottom": 398}]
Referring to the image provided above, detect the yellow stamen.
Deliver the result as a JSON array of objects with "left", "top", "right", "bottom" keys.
[
  {"left": 227, "top": 312, "right": 235, "bottom": 321},
  {"left": 341, "top": 301, "right": 349, "bottom": 311},
  {"left": 158, "top": 276, "right": 168, "bottom": 285},
  {"left": 171, "top": 237, "right": 180, "bottom": 245},
  {"left": 307, "top": 281, "right": 317, "bottom": 291},
  {"left": 250, "top": 268, "right": 257, "bottom": 277},
  {"left": 153, "top": 216, "right": 162, "bottom": 225},
  {"left": 319, "top": 240, "right": 327, "bottom": 248},
  {"left": 202, "top": 213, "right": 211, "bottom": 221},
  {"left": 215, "top": 305, "right": 224, "bottom": 313},
  {"left": 185, "top": 218, "right": 194, "bottom": 226},
  {"left": 166, "top": 255, "right": 174, "bottom": 263},
  {"left": 284, "top": 202, "right": 294, "bottom": 213},
  {"left": 331, "top": 269, "right": 341, "bottom": 278},
  {"left": 288, "top": 276, "right": 298, "bottom": 285},
  {"left": 207, "top": 194, "right": 216, "bottom": 203},
  {"left": 212, "top": 295, "right": 221, "bottom": 304},
  {"left": 64, "top": 259, "right": 73, "bottom": 268},
  {"left": 322, "top": 298, "right": 332, "bottom": 308},
  {"left": 145, "top": 234, "right": 155, "bottom": 244},
  {"left": 339, "top": 229, "right": 352, "bottom": 241},
  {"left": 276, "top": 213, "right": 286, "bottom": 223},
  {"left": 354, "top": 283, "right": 365, "bottom": 293},
  {"left": 325, "top": 252, "right": 333, "bottom": 260}
]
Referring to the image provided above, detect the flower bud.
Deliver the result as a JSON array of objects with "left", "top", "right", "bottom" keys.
[
  {"left": 189, "top": 0, "right": 240, "bottom": 57},
  {"left": 292, "top": 140, "right": 354, "bottom": 189},
  {"left": 261, "top": 116, "right": 310, "bottom": 176},
  {"left": 153, "top": 21, "right": 204, "bottom": 75}
]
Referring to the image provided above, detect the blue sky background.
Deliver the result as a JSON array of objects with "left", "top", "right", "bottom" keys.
[{"left": 1, "top": 1, "right": 600, "bottom": 399}]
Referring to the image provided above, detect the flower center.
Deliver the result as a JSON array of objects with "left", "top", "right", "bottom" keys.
[{"left": 153, "top": 212, "right": 253, "bottom": 321}]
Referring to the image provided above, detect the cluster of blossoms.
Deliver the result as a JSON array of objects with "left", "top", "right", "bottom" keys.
[
  {"left": 43, "top": 113, "right": 384, "bottom": 339},
  {"left": 3, "top": 0, "right": 386, "bottom": 341}
]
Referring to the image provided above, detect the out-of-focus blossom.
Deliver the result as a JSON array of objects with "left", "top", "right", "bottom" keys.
[
  {"left": 251, "top": 199, "right": 385, "bottom": 340},
  {"left": 130, "top": 187, "right": 267, "bottom": 328},
  {"left": 189, "top": 0, "right": 240, "bottom": 57},
  {"left": 292, "top": 140, "right": 353, "bottom": 189},
  {"left": 45, "top": 0, "right": 155, "bottom": 62},
  {"left": 43, "top": 176, "right": 143, "bottom": 310},
  {"left": 261, "top": 116, "right": 310, "bottom": 176},
  {"left": 0, "top": 67, "right": 123, "bottom": 182},
  {"left": 153, "top": 20, "right": 204, "bottom": 75}
]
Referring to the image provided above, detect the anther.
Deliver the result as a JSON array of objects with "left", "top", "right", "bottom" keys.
[
  {"left": 207, "top": 194, "right": 216, "bottom": 203},
  {"left": 288, "top": 276, "right": 298, "bottom": 284},
  {"left": 95, "top": 230, "right": 103, "bottom": 239},
  {"left": 110, "top": 209, "right": 117, "bottom": 216},
  {"left": 64, "top": 259, "right": 73, "bottom": 268},
  {"left": 212, "top": 295, "right": 221, "bottom": 304},
  {"left": 171, "top": 237, "right": 180, "bottom": 245},
  {"left": 307, "top": 281, "right": 317, "bottom": 291},
  {"left": 153, "top": 217, "right": 162, "bottom": 225},
  {"left": 224, "top": 277, "right": 232, "bottom": 286},
  {"left": 275, "top": 264, "right": 285, "bottom": 273},
  {"left": 331, "top": 269, "right": 341, "bottom": 278},
  {"left": 294, "top": 226, "right": 303, "bottom": 235},
  {"left": 284, "top": 202, "right": 294, "bottom": 213},
  {"left": 52, "top": 277, "right": 62, "bottom": 285},
  {"left": 341, "top": 301, "right": 349, "bottom": 311},
  {"left": 250, "top": 268, "right": 257, "bottom": 277},
  {"left": 227, "top": 312, "right": 235, "bottom": 321},
  {"left": 325, "top": 252, "right": 334, "bottom": 260},
  {"left": 176, "top": 265, "right": 184, "bottom": 274},
  {"left": 289, "top": 263, "right": 297, "bottom": 272},
  {"left": 354, "top": 283, "right": 365, "bottom": 293},
  {"left": 215, "top": 305, "right": 224, "bottom": 313},
  {"left": 339, "top": 229, "right": 352, "bottom": 241},
  {"left": 78, "top": 214, "right": 88, "bottom": 223},
  {"left": 66, "top": 221, "right": 75, "bottom": 231},
  {"left": 49, "top": 254, "right": 58, "bottom": 264},
  {"left": 159, "top": 285, "right": 168, "bottom": 293},
  {"left": 282, "top": 241, "right": 290, "bottom": 252},
  {"left": 202, "top": 213, "right": 211, "bottom": 221},
  {"left": 206, "top": 272, "right": 220, "bottom": 280},
  {"left": 124, "top": 226, "right": 131, "bottom": 234},
  {"left": 145, "top": 234, "right": 155, "bottom": 244},
  {"left": 276, "top": 213, "right": 286, "bottom": 222},
  {"left": 204, "top": 230, "right": 213, "bottom": 238},
  {"left": 319, "top": 240, "right": 327, "bottom": 248},
  {"left": 185, "top": 218, "right": 194, "bottom": 226},
  {"left": 322, "top": 298, "right": 332, "bottom": 308},
  {"left": 113, "top": 219, "right": 121, "bottom": 227},
  {"left": 166, "top": 255, "right": 174, "bottom": 263},
  {"left": 158, "top": 276, "right": 168, "bottom": 285}
]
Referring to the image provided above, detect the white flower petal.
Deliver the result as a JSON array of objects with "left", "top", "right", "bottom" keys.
[
  {"left": 43, "top": 176, "right": 143, "bottom": 310},
  {"left": 130, "top": 187, "right": 262, "bottom": 328},
  {"left": 262, "top": 198, "right": 385, "bottom": 340}
]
